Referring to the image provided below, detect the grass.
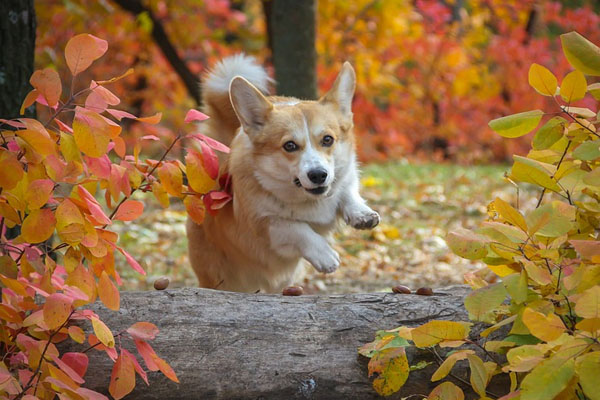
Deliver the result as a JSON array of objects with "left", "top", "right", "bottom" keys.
[{"left": 113, "top": 162, "right": 534, "bottom": 293}]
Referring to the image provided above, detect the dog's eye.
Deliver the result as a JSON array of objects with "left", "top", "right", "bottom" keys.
[
  {"left": 283, "top": 141, "right": 299, "bottom": 152},
  {"left": 321, "top": 135, "right": 334, "bottom": 147}
]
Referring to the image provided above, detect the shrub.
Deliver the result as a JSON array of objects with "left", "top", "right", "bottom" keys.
[
  {"left": 0, "top": 34, "right": 228, "bottom": 399},
  {"left": 359, "top": 31, "right": 600, "bottom": 399}
]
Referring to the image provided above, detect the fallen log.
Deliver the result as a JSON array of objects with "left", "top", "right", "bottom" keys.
[{"left": 72, "top": 285, "right": 508, "bottom": 399}]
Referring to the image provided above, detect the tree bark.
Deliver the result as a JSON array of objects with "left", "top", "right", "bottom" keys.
[
  {"left": 0, "top": 0, "right": 36, "bottom": 119},
  {"left": 71, "top": 286, "right": 509, "bottom": 399},
  {"left": 269, "top": 0, "right": 317, "bottom": 99}
]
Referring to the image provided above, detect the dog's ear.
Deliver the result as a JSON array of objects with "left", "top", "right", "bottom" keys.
[
  {"left": 320, "top": 62, "right": 356, "bottom": 117},
  {"left": 229, "top": 76, "right": 273, "bottom": 134}
]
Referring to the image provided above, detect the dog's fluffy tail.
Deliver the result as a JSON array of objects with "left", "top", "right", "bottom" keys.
[{"left": 202, "top": 54, "right": 271, "bottom": 146}]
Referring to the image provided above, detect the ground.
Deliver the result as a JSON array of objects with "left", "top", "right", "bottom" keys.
[{"left": 114, "top": 162, "right": 537, "bottom": 293}]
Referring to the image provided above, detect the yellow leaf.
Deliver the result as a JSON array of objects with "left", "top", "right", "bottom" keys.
[
  {"left": 528, "top": 63, "right": 558, "bottom": 96},
  {"left": 560, "top": 70, "right": 587, "bottom": 102},
  {"left": 65, "top": 33, "right": 108, "bottom": 76},
  {"left": 575, "top": 286, "right": 600, "bottom": 319},
  {"left": 43, "top": 293, "right": 72, "bottom": 330},
  {"left": 16, "top": 128, "right": 56, "bottom": 156},
  {"left": 24, "top": 179, "right": 54, "bottom": 210},
  {"left": 522, "top": 307, "right": 565, "bottom": 342},
  {"left": 492, "top": 197, "right": 527, "bottom": 232},
  {"left": 98, "top": 271, "right": 120, "bottom": 311},
  {"left": 184, "top": 195, "right": 205, "bottom": 225},
  {"left": 91, "top": 316, "right": 115, "bottom": 348},
  {"left": 0, "top": 149, "right": 24, "bottom": 190},
  {"left": 20, "top": 89, "right": 39, "bottom": 115},
  {"left": 185, "top": 150, "right": 216, "bottom": 193},
  {"left": 73, "top": 118, "right": 110, "bottom": 158},
  {"left": 368, "top": 347, "right": 409, "bottom": 396},
  {"left": 59, "top": 132, "right": 82, "bottom": 162},
  {"left": 21, "top": 208, "right": 56, "bottom": 243},
  {"left": 68, "top": 326, "right": 85, "bottom": 344},
  {"left": 158, "top": 162, "right": 183, "bottom": 197},
  {"left": 431, "top": 349, "right": 474, "bottom": 381},
  {"left": 152, "top": 181, "right": 170, "bottom": 208},
  {"left": 55, "top": 199, "right": 85, "bottom": 245},
  {"left": 29, "top": 67, "right": 62, "bottom": 107},
  {"left": 487, "top": 264, "right": 520, "bottom": 277},
  {"left": 65, "top": 265, "right": 97, "bottom": 307},
  {"left": 411, "top": 320, "right": 469, "bottom": 348},
  {"left": 427, "top": 381, "right": 464, "bottom": 400}
]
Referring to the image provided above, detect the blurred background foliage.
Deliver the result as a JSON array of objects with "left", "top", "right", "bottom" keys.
[
  {"left": 35, "top": 0, "right": 600, "bottom": 164},
  {"left": 31, "top": 0, "right": 600, "bottom": 292}
]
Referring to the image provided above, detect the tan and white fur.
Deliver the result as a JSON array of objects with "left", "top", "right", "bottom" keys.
[{"left": 186, "top": 54, "right": 379, "bottom": 293}]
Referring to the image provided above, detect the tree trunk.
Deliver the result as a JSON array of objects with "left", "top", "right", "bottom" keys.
[
  {"left": 0, "top": 0, "right": 36, "bottom": 119},
  {"left": 269, "top": 0, "right": 317, "bottom": 99},
  {"left": 71, "top": 286, "right": 509, "bottom": 399}
]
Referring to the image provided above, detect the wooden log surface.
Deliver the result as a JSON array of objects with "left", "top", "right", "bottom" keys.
[{"left": 72, "top": 285, "right": 508, "bottom": 399}]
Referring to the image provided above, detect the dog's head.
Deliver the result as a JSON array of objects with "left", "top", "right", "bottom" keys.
[{"left": 229, "top": 63, "right": 356, "bottom": 202}]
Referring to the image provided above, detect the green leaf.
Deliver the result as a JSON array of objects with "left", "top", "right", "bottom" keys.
[
  {"left": 521, "top": 355, "right": 575, "bottom": 400},
  {"left": 561, "top": 31, "right": 600, "bottom": 76},
  {"left": 528, "top": 63, "right": 558, "bottom": 96},
  {"left": 560, "top": 70, "right": 587, "bottom": 102},
  {"left": 510, "top": 155, "right": 561, "bottom": 192},
  {"left": 445, "top": 228, "right": 488, "bottom": 260},
  {"left": 575, "top": 352, "right": 600, "bottom": 400},
  {"left": 489, "top": 110, "right": 544, "bottom": 138},
  {"left": 526, "top": 202, "right": 574, "bottom": 237},
  {"left": 503, "top": 272, "right": 528, "bottom": 305},
  {"left": 464, "top": 282, "right": 507, "bottom": 323},
  {"left": 532, "top": 117, "right": 566, "bottom": 150},
  {"left": 467, "top": 354, "right": 488, "bottom": 398},
  {"left": 573, "top": 140, "right": 600, "bottom": 161}
]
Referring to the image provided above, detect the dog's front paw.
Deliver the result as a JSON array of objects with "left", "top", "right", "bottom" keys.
[
  {"left": 345, "top": 206, "right": 380, "bottom": 230},
  {"left": 304, "top": 243, "right": 340, "bottom": 274}
]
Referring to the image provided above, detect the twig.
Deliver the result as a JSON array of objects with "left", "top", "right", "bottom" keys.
[
  {"left": 15, "top": 311, "right": 75, "bottom": 399},
  {"left": 105, "top": 134, "right": 182, "bottom": 224}
]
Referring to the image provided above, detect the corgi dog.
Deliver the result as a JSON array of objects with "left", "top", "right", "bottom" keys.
[{"left": 186, "top": 55, "right": 379, "bottom": 293}]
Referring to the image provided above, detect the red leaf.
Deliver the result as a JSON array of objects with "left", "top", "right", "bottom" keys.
[
  {"left": 106, "top": 109, "right": 137, "bottom": 121},
  {"left": 191, "top": 133, "right": 230, "bottom": 153},
  {"left": 154, "top": 356, "right": 179, "bottom": 383},
  {"left": 127, "top": 322, "right": 159, "bottom": 341},
  {"left": 113, "top": 200, "right": 144, "bottom": 221},
  {"left": 198, "top": 139, "right": 219, "bottom": 179},
  {"left": 141, "top": 135, "right": 160, "bottom": 141},
  {"left": 134, "top": 339, "right": 159, "bottom": 371},
  {"left": 65, "top": 34, "right": 108, "bottom": 76},
  {"left": 61, "top": 352, "right": 89, "bottom": 379},
  {"left": 109, "top": 352, "right": 136, "bottom": 400},
  {"left": 77, "top": 185, "right": 111, "bottom": 225},
  {"left": 122, "top": 348, "right": 149, "bottom": 385},
  {"left": 203, "top": 190, "right": 232, "bottom": 216},
  {"left": 51, "top": 354, "right": 85, "bottom": 384},
  {"left": 86, "top": 155, "right": 112, "bottom": 179},
  {"left": 110, "top": 244, "right": 146, "bottom": 275},
  {"left": 184, "top": 109, "right": 210, "bottom": 123}
]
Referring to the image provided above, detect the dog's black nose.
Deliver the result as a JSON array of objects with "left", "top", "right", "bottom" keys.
[{"left": 307, "top": 168, "right": 328, "bottom": 184}]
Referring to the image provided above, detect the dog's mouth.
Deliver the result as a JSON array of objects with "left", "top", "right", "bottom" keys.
[{"left": 294, "top": 178, "right": 328, "bottom": 195}]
